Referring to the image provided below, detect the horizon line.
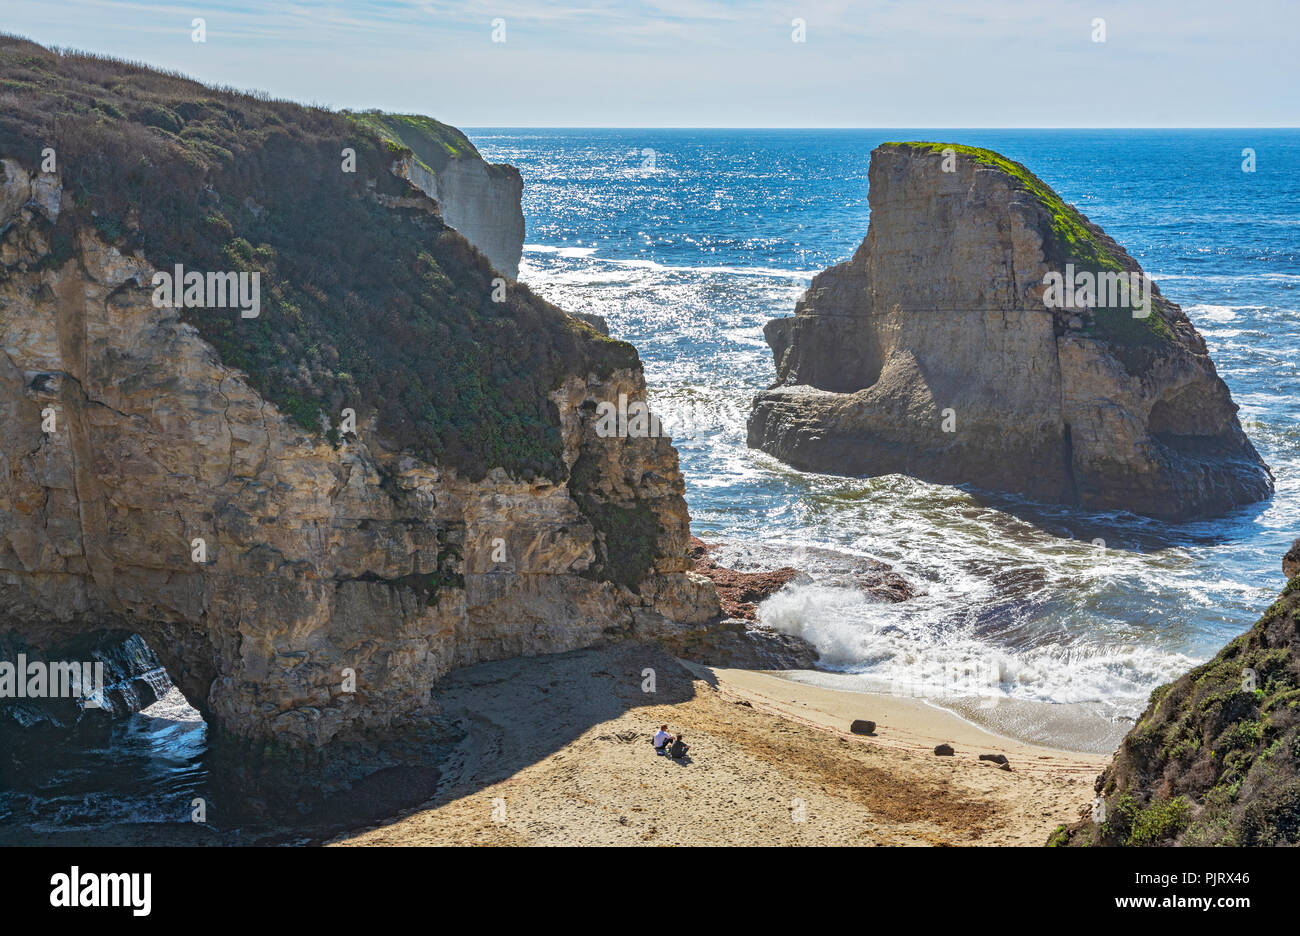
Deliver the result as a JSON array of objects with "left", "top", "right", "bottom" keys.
[{"left": 459, "top": 126, "right": 1300, "bottom": 131}]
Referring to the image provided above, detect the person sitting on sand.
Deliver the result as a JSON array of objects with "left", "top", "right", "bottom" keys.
[
  {"left": 669, "top": 733, "right": 689, "bottom": 760},
  {"left": 653, "top": 725, "right": 673, "bottom": 755}
]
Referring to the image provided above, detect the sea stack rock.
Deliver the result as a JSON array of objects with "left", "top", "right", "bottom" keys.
[{"left": 748, "top": 143, "right": 1272, "bottom": 521}]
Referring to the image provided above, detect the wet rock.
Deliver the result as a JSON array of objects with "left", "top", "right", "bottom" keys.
[
  {"left": 1284, "top": 538, "right": 1300, "bottom": 579},
  {"left": 934, "top": 743, "right": 955, "bottom": 756},
  {"left": 687, "top": 537, "right": 799, "bottom": 620},
  {"left": 687, "top": 536, "right": 914, "bottom": 617},
  {"left": 979, "top": 753, "right": 1010, "bottom": 766},
  {"left": 850, "top": 719, "right": 876, "bottom": 735},
  {"left": 0, "top": 631, "right": 169, "bottom": 731},
  {"left": 657, "top": 616, "right": 818, "bottom": 670}
]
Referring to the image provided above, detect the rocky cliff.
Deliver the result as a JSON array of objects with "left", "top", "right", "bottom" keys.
[
  {"left": 1052, "top": 543, "right": 1300, "bottom": 847},
  {"left": 749, "top": 143, "right": 1271, "bottom": 521},
  {"left": 0, "top": 38, "right": 715, "bottom": 781},
  {"left": 349, "top": 112, "right": 525, "bottom": 279}
]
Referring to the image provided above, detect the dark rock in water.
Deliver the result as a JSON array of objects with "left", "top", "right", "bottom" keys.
[
  {"left": 1284, "top": 538, "right": 1300, "bottom": 580},
  {"left": 687, "top": 536, "right": 800, "bottom": 620},
  {"left": 748, "top": 142, "right": 1272, "bottom": 521},
  {"left": 0, "top": 630, "right": 170, "bottom": 733},
  {"left": 850, "top": 719, "right": 877, "bottom": 735},
  {"left": 934, "top": 743, "right": 955, "bottom": 756},
  {"left": 687, "top": 535, "right": 914, "bottom": 618},
  {"left": 979, "top": 753, "right": 1010, "bottom": 766},
  {"left": 765, "top": 541, "right": 917, "bottom": 602},
  {"left": 1051, "top": 543, "right": 1300, "bottom": 847}
]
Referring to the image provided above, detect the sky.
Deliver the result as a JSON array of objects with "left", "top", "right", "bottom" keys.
[{"left": 1, "top": 0, "right": 1297, "bottom": 127}]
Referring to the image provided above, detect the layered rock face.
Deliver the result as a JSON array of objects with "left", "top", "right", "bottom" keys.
[
  {"left": 0, "top": 151, "right": 713, "bottom": 753},
  {"left": 749, "top": 143, "right": 1271, "bottom": 521},
  {"left": 1053, "top": 543, "right": 1300, "bottom": 847},
  {"left": 406, "top": 156, "right": 524, "bottom": 280},
  {"left": 354, "top": 113, "right": 525, "bottom": 278}
]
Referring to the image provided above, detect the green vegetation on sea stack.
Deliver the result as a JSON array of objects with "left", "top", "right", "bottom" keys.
[
  {"left": 0, "top": 34, "right": 635, "bottom": 483},
  {"left": 882, "top": 142, "right": 1173, "bottom": 346}
]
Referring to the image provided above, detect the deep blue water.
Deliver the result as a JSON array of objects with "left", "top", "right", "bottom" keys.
[{"left": 472, "top": 129, "right": 1300, "bottom": 735}]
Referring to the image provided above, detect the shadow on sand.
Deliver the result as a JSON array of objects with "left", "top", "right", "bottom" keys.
[{"left": 324, "top": 640, "right": 707, "bottom": 841}]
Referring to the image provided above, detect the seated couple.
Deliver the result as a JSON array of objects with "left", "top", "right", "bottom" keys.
[{"left": 653, "top": 725, "right": 690, "bottom": 760}]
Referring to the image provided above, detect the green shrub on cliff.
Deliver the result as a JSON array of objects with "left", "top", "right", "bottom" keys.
[
  {"left": 1127, "top": 795, "right": 1191, "bottom": 845},
  {"left": 1055, "top": 572, "right": 1300, "bottom": 846},
  {"left": 0, "top": 34, "right": 636, "bottom": 484},
  {"left": 343, "top": 111, "right": 518, "bottom": 180}
]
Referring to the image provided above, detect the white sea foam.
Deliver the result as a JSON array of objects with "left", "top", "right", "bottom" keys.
[
  {"left": 758, "top": 581, "right": 1198, "bottom": 713},
  {"left": 523, "top": 246, "right": 810, "bottom": 280},
  {"left": 1151, "top": 271, "right": 1300, "bottom": 283},
  {"left": 1185, "top": 303, "right": 1240, "bottom": 322},
  {"left": 522, "top": 244, "right": 598, "bottom": 258}
]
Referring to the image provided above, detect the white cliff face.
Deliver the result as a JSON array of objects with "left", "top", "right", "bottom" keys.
[
  {"left": 0, "top": 161, "right": 716, "bottom": 751},
  {"left": 396, "top": 154, "right": 525, "bottom": 279},
  {"left": 749, "top": 144, "right": 1272, "bottom": 521}
]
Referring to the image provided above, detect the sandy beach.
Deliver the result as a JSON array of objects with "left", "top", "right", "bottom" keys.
[{"left": 331, "top": 643, "right": 1106, "bottom": 847}]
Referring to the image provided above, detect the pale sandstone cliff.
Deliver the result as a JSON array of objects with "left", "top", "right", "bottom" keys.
[
  {"left": 353, "top": 112, "right": 525, "bottom": 278},
  {"left": 749, "top": 143, "right": 1271, "bottom": 521},
  {"left": 0, "top": 155, "right": 715, "bottom": 766}
]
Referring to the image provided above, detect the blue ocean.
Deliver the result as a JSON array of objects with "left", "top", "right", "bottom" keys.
[{"left": 474, "top": 128, "right": 1300, "bottom": 747}]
